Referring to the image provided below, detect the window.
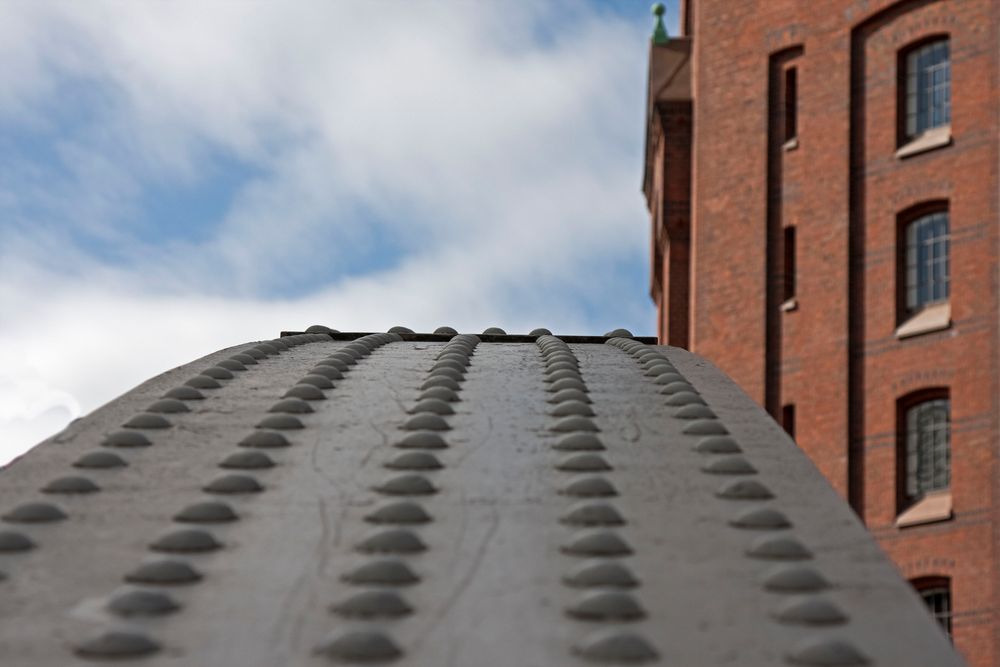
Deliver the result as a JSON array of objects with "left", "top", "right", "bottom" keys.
[
  {"left": 902, "top": 38, "right": 950, "bottom": 141},
  {"left": 783, "top": 226, "right": 796, "bottom": 302},
  {"left": 903, "top": 210, "right": 949, "bottom": 315},
  {"left": 912, "top": 577, "right": 953, "bottom": 639},
  {"left": 902, "top": 395, "right": 950, "bottom": 504},
  {"left": 784, "top": 67, "right": 798, "bottom": 143}
]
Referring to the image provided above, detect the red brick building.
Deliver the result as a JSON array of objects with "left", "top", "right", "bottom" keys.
[{"left": 644, "top": 1, "right": 998, "bottom": 664}]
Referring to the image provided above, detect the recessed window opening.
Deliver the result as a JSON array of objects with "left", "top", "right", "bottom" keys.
[
  {"left": 784, "top": 66, "right": 798, "bottom": 143},
  {"left": 903, "top": 396, "right": 950, "bottom": 503},
  {"left": 904, "top": 211, "right": 949, "bottom": 314},
  {"left": 904, "top": 39, "right": 950, "bottom": 140},
  {"left": 913, "top": 577, "right": 953, "bottom": 639},
  {"left": 781, "top": 403, "right": 796, "bottom": 440}
]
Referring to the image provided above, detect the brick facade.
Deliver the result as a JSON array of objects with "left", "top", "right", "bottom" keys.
[{"left": 645, "top": 1, "right": 999, "bottom": 664}]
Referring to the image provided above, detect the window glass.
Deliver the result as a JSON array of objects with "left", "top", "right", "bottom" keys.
[
  {"left": 905, "top": 39, "right": 951, "bottom": 138},
  {"left": 917, "top": 583, "right": 953, "bottom": 639},
  {"left": 905, "top": 398, "right": 950, "bottom": 500},
  {"left": 905, "top": 211, "right": 949, "bottom": 312}
]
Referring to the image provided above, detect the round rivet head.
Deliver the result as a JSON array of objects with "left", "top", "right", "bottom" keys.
[
  {"left": 74, "top": 451, "right": 127, "bottom": 469},
  {"left": 216, "top": 358, "right": 247, "bottom": 372},
  {"left": 561, "top": 476, "right": 618, "bottom": 497},
  {"left": 419, "top": 386, "right": 460, "bottom": 403},
  {"left": 408, "top": 399, "right": 454, "bottom": 416},
  {"left": 546, "top": 360, "right": 579, "bottom": 374},
  {"left": 549, "top": 378, "right": 588, "bottom": 393},
  {"left": 786, "top": 637, "right": 869, "bottom": 666},
  {"left": 482, "top": 327, "right": 506, "bottom": 335},
  {"left": 356, "top": 528, "right": 427, "bottom": 554},
  {"left": 242, "top": 348, "right": 267, "bottom": 360},
  {"left": 268, "top": 338, "right": 290, "bottom": 350},
  {"left": 548, "top": 388, "right": 591, "bottom": 404},
  {"left": 730, "top": 507, "right": 792, "bottom": 530},
  {"left": 173, "top": 501, "right": 238, "bottom": 523},
  {"left": 102, "top": 430, "right": 152, "bottom": 448},
  {"left": 574, "top": 630, "right": 658, "bottom": 663},
  {"left": 548, "top": 400, "right": 595, "bottom": 417},
  {"left": 556, "top": 453, "right": 612, "bottom": 472},
  {"left": 0, "top": 531, "right": 35, "bottom": 552},
  {"left": 343, "top": 559, "right": 420, "bottom": 586},
  {"left": 747, "top": 535, "right": 813, "bottom": 560},
  {"left": 365, "top": 501, "right": 432, "bottom": 524},
  {"left": 201, "top": 366, "right": 234, "bottom": 380},
  {"left": 255, "top": 415, "right": 304, "bottom": 430},
  {"left": 604, "top": 328, "right": 633, "bottom": 338},
  {"left": 684, "top": 419, "right": 729, "bottom": 435},
  {"left": 108, "top": 589, "right": 181, "bottom": 617},
  {"left": 374, "top": 474, "right": 436, "bottom": 496},
  {"left": 529, "top": 327, "right": 553, "bottom": 336},
  {"left": 702, "top": 456, "right": 757, "bottom": 475},
  {"left": 163, "top": 386, "right": 204, "bottom": 400},
  {"left": 42, "top": 476, "right": 100, "bottom": 494},
  {"left": 315, "top": 630, "right": 402, "bottom": 661},
  {"left": 567, "top": 591, "right": 645, "bottom": 621},
  {"left": 654, "top": 372, "right": 687, "bottom": 385},
  {"left": 674, "top": 404, "right": 717, "bottom": 419},
  {"left": 332, "top": 590, "right": 413, "bottom": 618},
  {"left": 150, "top": 529, "right": 221, "bottom": 553},
  {"left": 428, "top": 367, "right": 463, "bottom": 382},
  {"left": 434, "top": 326, "right": 458, "bottom": 335},
  {"left": 185, "top": 375, "right": 222, "bottom": 389},
  {"left": 75, "top": 631, "right": 160, "bottom": 658},
  {"left": 560, "top": 502, "right": 625, "bottom": 526},
  {"left": 389, "top": 326, "right": 414, "bottom": 334},
  {"left": 269, "top": 398, "right": 313, "bottom": 414},
  {"left": 545, "top": 369, "right": 582, "bottom": 384},
  {"left": 254, "top": 343, "right": 279, "bottom": 355},
  {"left": 763, "top": 566, "right": 830, "bottom": 593},
  {"left": 298, "top": 374, "right": 335, "bottom": 389},
  {"left": 432, "top": 358, "right": 466, "bottom": 374},
  {"left": 306, "top": 324, "right": 335, "bottom": 333},
  {"left": 695, "top": 436, "right": 742, "bottom": 454},
  {"left": 318, "top": 356, "right": 350, "bottom": 371},
  {"left": 385, "top": 451, "right": 443, "bottom": 470},
  {"left": 219, "top": 451, "right": 275, "bottom": 469},
  {"left": 3, "top": 502, "right": 66, "bottom": 523},
  {"left": 553, "top": 433, "right": 605, "bottom": 451},
  {"left": 666, "top": 391, "right": 707, "bottom": 407},
  {"left": 402, "top": 414, "right": 450, "bottom": 431},
  {"left": 124, "top": 559, "right": 203, "bottom": 585},
  {"left": 564, "top": 560, "right": 638, "bottom": 588},
  {"left": 146, "top": 398, "right": 190, "bottom": 414},
  {"left": 550, "top": 416, "right": 599, "bottom": 433},
  {"left": 562, "top": 530, "right": 633, "bottom": 557},
  {"left": 283, "top": 384, "right": 326, "bottom": 401},
  {"left": 123, "top": 413, "right": 172, "bottom": 430},
  {"left": 230, "top": 353, "right": 258, "bottom": 365},
  {"left": 644, "top": 363, "right": 675, "bottom": 377},
  {"left": 239, "top": 431, "right": 290, "bottom": 449},
  {"left": 421, "top": 376, "right": 460, "bottom": 391},
  {"left": 717, "top": 479, "right": 774, "bottom": 500},
  {"left": 203, "top": 474, "right": 263, "bottom": 494},
  {"left": 328, "top": 352, "right": 357, "bottom": 367},
  {"left": 309, "top": 365, "right": 344, "bottom": 381},
  {"left": 395, "top": 431, "right": 448, "bottom": 450},
  {"left": 774, "top": 596, "right": 848, "bottom": 625}
]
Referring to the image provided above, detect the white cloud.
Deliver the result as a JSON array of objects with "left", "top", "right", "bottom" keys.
[{"left": 0, "top": 1, "right": 658, "bottom": 463}]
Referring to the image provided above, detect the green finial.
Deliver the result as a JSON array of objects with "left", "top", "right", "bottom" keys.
[{"left": 651, "top": 3, "right": 668, "bottom": 45}]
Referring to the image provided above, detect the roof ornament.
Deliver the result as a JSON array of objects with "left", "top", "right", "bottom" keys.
[{"left": 651, "top": 3, "right": 669, "bottom": 45}]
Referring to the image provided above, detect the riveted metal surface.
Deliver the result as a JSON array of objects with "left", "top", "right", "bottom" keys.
[{"left": 0, "top": 335, "right": 964, "bottom": 666}]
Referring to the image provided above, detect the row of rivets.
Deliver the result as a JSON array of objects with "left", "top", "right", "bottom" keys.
[
  {"left": 306, "top": 326, "right": 641, "bottom": 339},
  {"left": 72, "top": 333, "right": 383, "bottom": 659},
  {"left": 315, "top": 334, "right": 481, "bottom": 662},
  {"left": 606, "top": 338, "right": 868, "bottom": 666},
  {"left": 536, "top": 335, "right": 659, "bottom": 664}
]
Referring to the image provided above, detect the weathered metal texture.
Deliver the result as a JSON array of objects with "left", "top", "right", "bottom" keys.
[{"left": 0, "top": 331, "right": 964, "bottom": 666}]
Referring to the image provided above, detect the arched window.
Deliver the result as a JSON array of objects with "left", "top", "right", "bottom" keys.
[
  {"left": 911, "top": 576, "right": 953, "bottom": 639},
  {"left": 901, "top": 37, "right": 950, "bottom": 141},
  {"left": 903, "top": 209, "right": 950, "bottom": 314},
  {"left": 899, "top": 391, "right": 951, "bottom": 506}
]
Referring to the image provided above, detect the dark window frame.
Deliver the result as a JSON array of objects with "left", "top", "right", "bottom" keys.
[
  {"left": 896, "top": 201, "right": 950, "bottom": 323},
  {"left": 783, "top": 66, "right": 798, "bottom": 143},
  {"left": 911, "top": 576, "right": 953, "bottom": 639},
  {"left": 783, "top": 225, "right": 796, "bottom": 302},
  {"left": 897, "top": 34, "right": 951, "bottom": 146},
  {"left": 896, "top": 388, "right": 951, "bottom": 513}
]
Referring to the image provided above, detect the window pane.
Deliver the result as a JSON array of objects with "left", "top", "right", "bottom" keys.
[
  {"left": 905, "top": 211, "right": 950, "bottom": 312},
  {"left": 905, "top": 39, "right": 951, "bottom": 138},
  {"left": 905, "top": 398, "right": 951, "bottom": 500}
]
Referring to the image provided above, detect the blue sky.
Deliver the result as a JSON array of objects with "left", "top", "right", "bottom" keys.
[{"left": 0, "top": 0, "right": 679, "bottom": 463}]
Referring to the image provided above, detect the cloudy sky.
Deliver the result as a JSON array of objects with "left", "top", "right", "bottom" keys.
[{"left": 0, "top": 0, "right": 678, "bottom": 464}]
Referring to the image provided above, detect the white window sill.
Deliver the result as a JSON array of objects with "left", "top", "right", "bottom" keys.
[
  {"left": 896, "top": 490, "right": 952, "bottom": 528},
  {"left": 780, "top": 297, "right": 798, "bottom": 312},
  {"left": 782, "top": 137, "right": 799, "bottom": 152},
  {"left": 896, "top": 125, "right": 952, "bottom": 160},
  {"left": 895, "top": 302, "right": 951, "bottom": 339}
]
